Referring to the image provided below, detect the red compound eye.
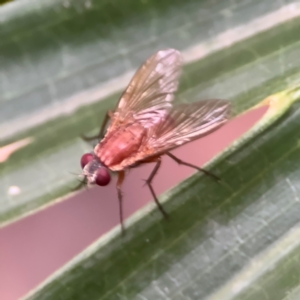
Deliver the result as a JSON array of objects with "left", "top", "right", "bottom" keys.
[
  {"left": 80, "top": 153, "right": 94, "bottom": 169},
  {"left": 95, "top": 167, "right": 111, "bottom": 186}
]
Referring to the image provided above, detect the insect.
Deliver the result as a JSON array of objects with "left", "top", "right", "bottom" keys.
[{"left": 79, "top": 49, "right": 231, "bottom": 233}]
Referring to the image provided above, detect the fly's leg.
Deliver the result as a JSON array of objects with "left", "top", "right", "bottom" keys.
[
  {"left": 166, "top": 152, "right": 220, "bottom": 181},
  {"left": 81, "top": 111, "right": 112, "bottom": 141},
  {"left": 72, "top": 176, "right": 88, "bottom": 191},
  {"left": 145, "top": 157, "right": 169, "bottom": 219},
  {"left": 117, "top": 171, "right": 126, "bottom": 235}
]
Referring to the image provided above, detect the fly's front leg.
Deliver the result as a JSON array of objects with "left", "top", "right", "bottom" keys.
[
  {"left": 166, "top": 152, "right": 220, "bottom": 181},
  {"left": 144, "top": 157, "right": 169, "bottom": 219},
  {"left": 81, "top": 110, "right": 112, "bottom": 141},
  {"left": 72, "top": 176, "right": 87, "bottom": 191},
  {"left": 116, "top": 171, "right": 126, "bottom": 235}
]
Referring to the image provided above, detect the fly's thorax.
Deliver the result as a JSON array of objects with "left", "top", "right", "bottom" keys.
[{"left": 94, "top": 123, "right": 146, "bottom": 167}]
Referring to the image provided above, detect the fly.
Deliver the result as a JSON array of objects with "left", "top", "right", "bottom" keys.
[{"left": 78, "top": 49, "right": 231, "bottom": 233}]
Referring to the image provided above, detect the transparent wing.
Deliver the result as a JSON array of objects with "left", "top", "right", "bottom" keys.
[
  {"left": 148, "top": 99, "right": 231, "bottom": 152},
  {"left": 113, "top": 49, "right": 183, "bottom": 127}
]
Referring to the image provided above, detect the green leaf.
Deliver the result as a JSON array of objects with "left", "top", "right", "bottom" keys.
[
  {"left": 2, "top": 0, "right": 300, "bottom": 299},
  {"left": 2, "top": 0, "right": 300, "bottom": 226},
  {"left": 23, "top": 84, "right": 300, "bottom": 299}
]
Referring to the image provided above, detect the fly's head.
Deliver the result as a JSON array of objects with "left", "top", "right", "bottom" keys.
[{"left": 80, "top": 153, "right": 111, "bottom": 186}]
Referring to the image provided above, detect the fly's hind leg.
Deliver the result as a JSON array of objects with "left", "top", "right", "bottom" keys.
[
  {"left": 166, "top": 152, "right": 220, "bottom": 181},
  {"left": 144, "top": 157, "right": 169, "bottom": 219},
  {"left": 81, "top": 111, "right": 112, "bottom": 141}
]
